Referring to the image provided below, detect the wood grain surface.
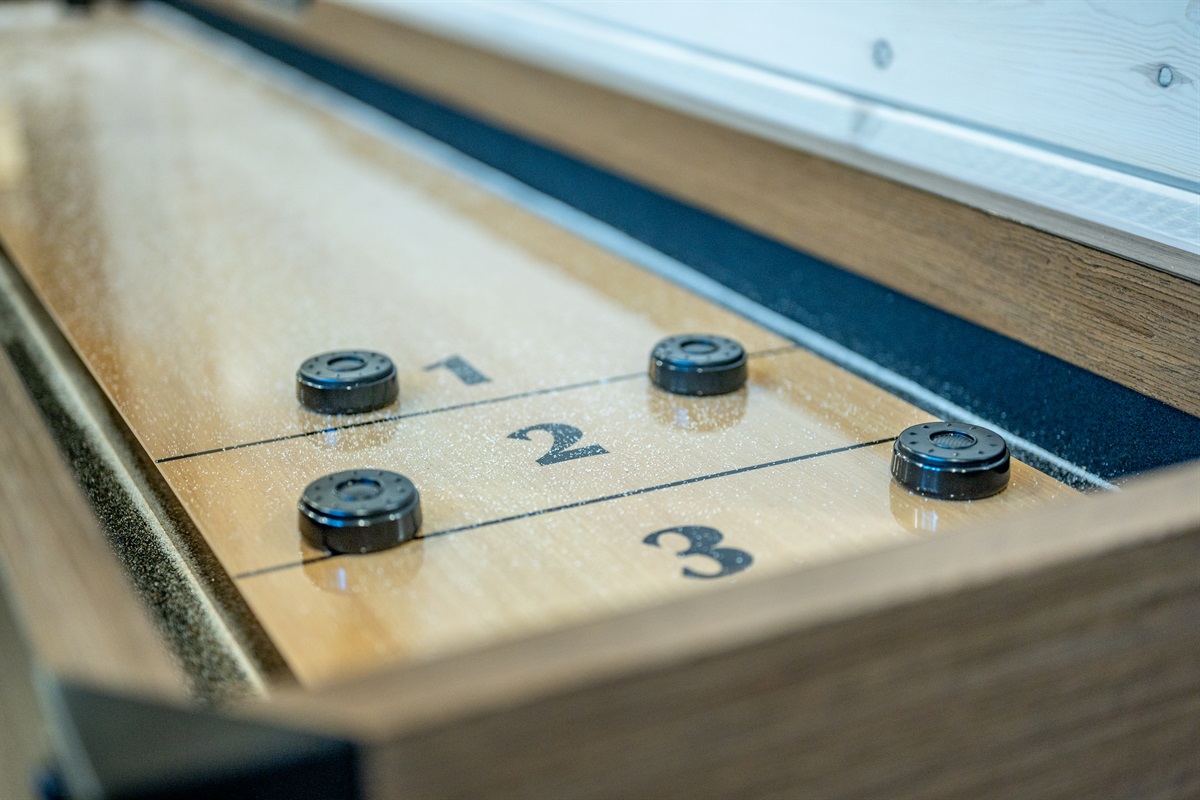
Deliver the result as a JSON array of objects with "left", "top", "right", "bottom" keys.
[
  {"left": 162, "top": 349, "right": 1066, "bottom": 685},
  {"left": 216, "top": 0, "right": 1200, "bottom": 417},
  {"left": 0, "top": 13, "right": 1072, "bottom": 688}
]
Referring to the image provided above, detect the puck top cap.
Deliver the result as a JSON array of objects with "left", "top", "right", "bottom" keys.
[
  {"left": 891, "top": 421, "right": 1010, "bottom": 500},
  {"left": 649, "top": 334, "right": 748, "bottom": 396},
  {"left": 297, "top": 350, "right": 398, "bottom": 414},
  {"left": 298, "top": 468, "right": 422, "bottom": 554}
]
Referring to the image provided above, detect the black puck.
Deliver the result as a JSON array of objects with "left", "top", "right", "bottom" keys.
[
  {"left": 891, "top": 422, "right": 1010, "bottom": 500},
  {"left": 649, "top": 334, "right": 748, "bottom": 396},
  {"left": 296, "top": 350, "right": 398, "bottom": 414},
  {"left": 298, "top": 469, "right": 422, "bottom": 554}
]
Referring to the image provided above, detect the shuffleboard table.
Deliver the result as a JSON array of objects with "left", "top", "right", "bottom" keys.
[{"left": 0, "top": 3, "right": 1197, "bottom": 798}]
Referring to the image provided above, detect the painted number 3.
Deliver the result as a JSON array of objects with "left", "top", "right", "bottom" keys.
[{"left": 643, "top": 526, "right": 753, "bottom": 580}]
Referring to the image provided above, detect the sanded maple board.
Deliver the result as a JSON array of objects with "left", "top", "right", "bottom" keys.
[{"left": 0, "top": 13, "right": 1071, "bottom": 687}]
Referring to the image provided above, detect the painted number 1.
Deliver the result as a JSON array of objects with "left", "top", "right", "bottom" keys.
[
  {"left": 643, "top": 526, "right": 753, "bottom": 579},
  {"left": 425, "top": 355, "right": 490, "bottom": 385}
]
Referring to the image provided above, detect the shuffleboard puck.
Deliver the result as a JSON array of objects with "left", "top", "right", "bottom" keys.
[
  {"left": 296, "top": 350, "right": 398, "bottom": 414},
  {"left": 649, "top": 334, "right": 748, "bottom": 396},
  {"left": 891, "top": 422, "right": 1010, "bottom": 500},
  {"left": 299, "top": 469, "right": 422, "bottom": 554}
]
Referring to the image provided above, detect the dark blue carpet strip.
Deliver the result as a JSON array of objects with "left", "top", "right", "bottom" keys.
[{"left": 157, "top": 0, "right": 1200, "bottom": 481}]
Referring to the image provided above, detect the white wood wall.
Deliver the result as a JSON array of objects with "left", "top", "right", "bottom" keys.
[
  {"left": 342, "top": 0, "right": 1200, "bottom": 276},
  {"left": 539, "top": 0, "right": 1198, "bottom": 186}
]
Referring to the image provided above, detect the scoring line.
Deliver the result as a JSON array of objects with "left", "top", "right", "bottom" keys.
[{"left": 234, "top": 435, "right": 895, "bottom": 580}]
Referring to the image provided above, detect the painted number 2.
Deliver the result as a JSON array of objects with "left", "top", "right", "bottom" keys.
[
  {"left": 508, "top": 423, "right": 608, "bottom": 466},
  {"left": 643, "top": 526, "right": 753, "bottom": 580}
]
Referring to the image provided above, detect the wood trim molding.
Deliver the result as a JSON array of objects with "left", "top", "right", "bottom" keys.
[{"left": 207, "top": 0, "right": 1200, "bottom": 417}]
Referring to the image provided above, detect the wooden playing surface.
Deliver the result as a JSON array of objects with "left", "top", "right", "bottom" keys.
[{"left": 0, "top": 11, "right": 1073, "bottom": 687}]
